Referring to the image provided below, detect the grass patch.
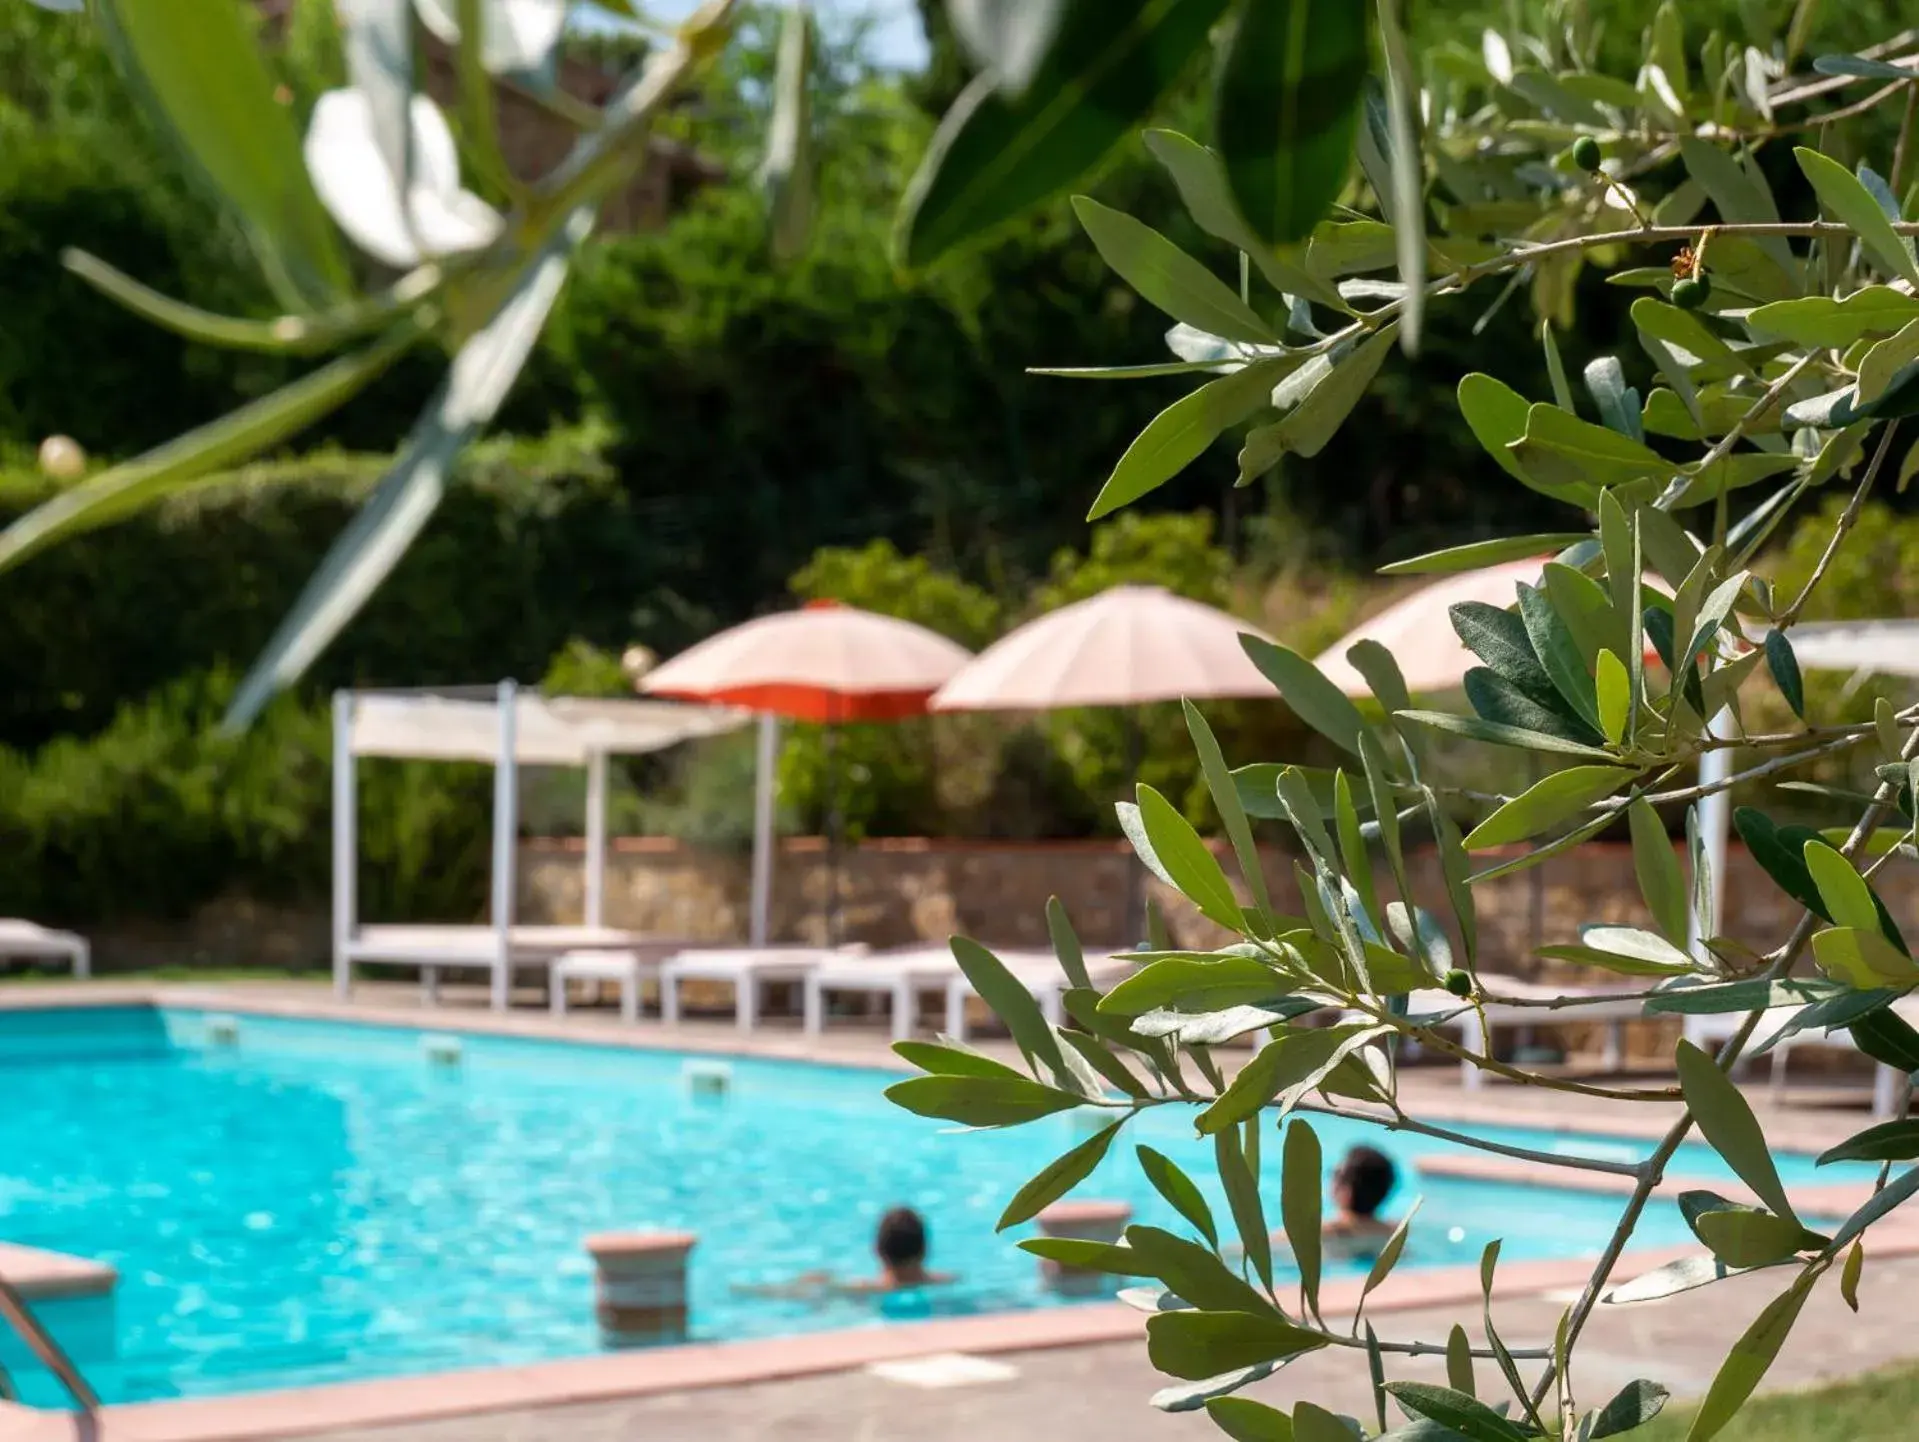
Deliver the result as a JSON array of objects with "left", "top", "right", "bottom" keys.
[{"left": 1636, "top": 1363, "right": 1919, "bottom": 1440}]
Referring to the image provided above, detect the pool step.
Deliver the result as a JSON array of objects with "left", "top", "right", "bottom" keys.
[
  {"left": 0, "top": 1242, "right": 115, "bottom": 1303},
  {"left": 0, "top": 1242, "right": 119, "bottom": 1381}
]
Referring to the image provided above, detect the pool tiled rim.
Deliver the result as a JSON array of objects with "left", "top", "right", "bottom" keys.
[{"left": 0, "top": 983, "right": 1908, "bottom": 1442}]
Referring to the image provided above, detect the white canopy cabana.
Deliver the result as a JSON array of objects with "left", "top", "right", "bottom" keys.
[
  {"left": 333, "top": 681, "right": 749, "bottom": 1008},
  {"left": 1787, "top": 619, "right": 1919, "bottom": 679}
]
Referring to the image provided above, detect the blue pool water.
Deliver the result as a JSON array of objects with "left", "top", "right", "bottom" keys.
[{"left": 0, "top": 1007, "right": 1867, "bottom": 1406}]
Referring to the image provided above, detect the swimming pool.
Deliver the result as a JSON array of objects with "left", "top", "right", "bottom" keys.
[{"left": 0, "top": 1006, "right": 1865, "bottom": 1407}]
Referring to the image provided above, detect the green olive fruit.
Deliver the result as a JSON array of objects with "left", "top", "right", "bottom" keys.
[{"left": 1671, "top": 274, "right": 1711, "bottom": 311}]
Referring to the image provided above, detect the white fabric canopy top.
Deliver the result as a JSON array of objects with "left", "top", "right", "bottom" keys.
[
  {"left": 931, "top": 584, "right": 1274, "bottom": 711},
  {"left": 1788, "top": 619, "right": 1919, "bottom": 679},
  {"left": 349, "top": 691, "right": 749, "bottom": 765}
]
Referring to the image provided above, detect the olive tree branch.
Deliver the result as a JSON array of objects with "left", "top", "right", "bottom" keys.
[
  {"left": 1469, "top": 725, "right": 1893, "bottom": 890},
  {"left": 1656, "top": 352, "right": 1823, "bottom": 512},
  {"left": 1319, "top": 1328, "right": 1553, "bottom": 1363},
  {"left": 1771, "top": 77, "right": 1916, "bottom": 133},
  {"left": 1295, "top": 1099, "right": 1646, "bottom": 1179},
  {"left": 1894, "top": 81, "right": 1919, "bottom": 195},
  {"left": 1695, "top": 715, "right": 1914, "bottom": 748},
  {"left": 1635, "top": 730, "right": 1876, "bottom": 806},
  {"left": 1469, "top": 986, "right": 1669, "bottom": 1011},
  {"left": 1767, "top": 34, "right": 1919, "bottom": 107},
  {"left": 1778, "top": 420, "right": 1902, "bottom": 629},
  {"left": 1302, "top": 223, "right": 1919, "bottom": 376},
  {"left": 1350, "top": 999, "right": 1681, "bottom": 1102},
  {"left": 1438, "top": 220, "right": 1919, "bottom": 291}
]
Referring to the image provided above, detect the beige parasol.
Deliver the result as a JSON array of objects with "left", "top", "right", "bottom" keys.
[
  {"left": 1311, "top": 558, "right": 1556, "bottom": 696},
  {"left": 931, "top": 584, "right": 1275, "bottom": 942},
  {"left": 929, "top": 584, "right": 1273, "bottom": 711}
]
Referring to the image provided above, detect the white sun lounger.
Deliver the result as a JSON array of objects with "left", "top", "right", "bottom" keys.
[
  {"left": 549, "top": 941, "right": 707, "bottom": 1022},
  {"left": 1764, "top": 993, "right": 1918, "bottom": 1117},
  {"left": 345, "top": 924, "right": 689, "bottom": 1008},
  {"left": 658, "top": 946, "right": 842, "bottom": 1031},
  {"left": 1409, "top": 973, "right": 1650, "bottom": 1090},
  {"left": 799, "top": 946, "right": 1131, "bottom": 1045},
  {"left": 942, "top": 951, "right": 1135, "bottom": 1042},
  {"left": 0, "top": 921, "right": 90, "bottom": 978},
  {"left": 803, "top": 947, "right": 970, "bottom": 1043}
]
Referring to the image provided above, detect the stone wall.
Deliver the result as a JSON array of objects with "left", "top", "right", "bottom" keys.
[
  {"left": 76, "top": 897, "right": 331, "bottom": 975},
  {"left": 56, "top": 836, "right": 1919, "bottom": 1023},
  {"left": 519, "top": 833, "right": 1919, "bottom": 971},
  {"left": 514, "top": 833, "right": 1918, "bottom": 1064}
]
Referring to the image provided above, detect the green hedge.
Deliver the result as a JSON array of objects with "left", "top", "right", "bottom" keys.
[
  {"left": 0, "top": 670, "right": 492, "bottom": 927},
  {"left": 0, "top": 426, "right": 665, "bottom": 751}
]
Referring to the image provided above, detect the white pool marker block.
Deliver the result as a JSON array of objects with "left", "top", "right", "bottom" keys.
[
  {"left": 422, "top": 1034, "right": 464, "bottom": 1067},
  {"left": 867, "top": 1352, "right": 1020, "bottom": 1389},
  {"left": 205, "top": 1014, "right": 241, "bottom": 1046},
  {"left": 683, "top": 1059, "right": 732, "bottom": 1100}
]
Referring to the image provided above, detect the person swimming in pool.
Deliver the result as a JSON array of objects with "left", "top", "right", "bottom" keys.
[
  {"left": 736, "top": 1206, "right": 957, "bottom": 1299},
  {"left": 1250, "top": 1145, "right": 1402, "bottom": 1263},
  {"left": 851, "top": 1206, "right": 958, "bottom": 1293},
  {"left": 1321, "top": 1145, "right": 1400, "bottom": 1256}
]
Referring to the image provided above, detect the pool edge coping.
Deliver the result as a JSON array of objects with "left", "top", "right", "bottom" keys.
[{"left": 13, "top": 1226, "right": 1919, "bottom": 1442}]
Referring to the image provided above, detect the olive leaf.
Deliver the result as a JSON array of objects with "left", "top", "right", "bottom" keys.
[
  {"left": 1240, "top": 324, "right": 1400, "bottom": 473},
  {"left": 1088, "top": 357, "right": 1300, "bottom": 519},
  {"left": 1674, "top": 1039, "right": 1800, "bottom": 1225},
  {"left": 897, "top": 0, "right": 1231, "bottom": 267},
  {"left": 95, "top": 0, "right": 353, "bottom": 310},
  {"left": 998, "top": 1117, "right": 1126, "bottom": 1228},
  {"left": 1215, "top": 0, "right": 1371, "bottom": 245},
  {"left": 1685, "top": 1269, "right": 1822, "bottom": 1442},
  {"left": 1072, "top": 197, "right": 1279, "bottom": 343},
  {"left": 1795, "top": 147, "right": 1919, "bottom": 287},
  {"left": 1463, "top": 765, "right": 1634, "bottom": 849}
]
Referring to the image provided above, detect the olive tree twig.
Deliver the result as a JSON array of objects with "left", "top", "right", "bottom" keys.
[
  {"left": 1295, "top": 1099, "right": 1648, "bottom": 1179},
  {"left": 1655, "top": 353, "right": 1822, "bottom": 513},
  {"left": 1778, "top": 421, "right": 1903, "bottom": 629}
]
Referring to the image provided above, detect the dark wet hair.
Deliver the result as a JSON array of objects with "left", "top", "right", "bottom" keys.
[
  {"left": 876, "top": 1207, "right": 928, "bottom": 1267},
  {"left": 1336, "top": 1146, "right": 1396, "bottom": 1217}
]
